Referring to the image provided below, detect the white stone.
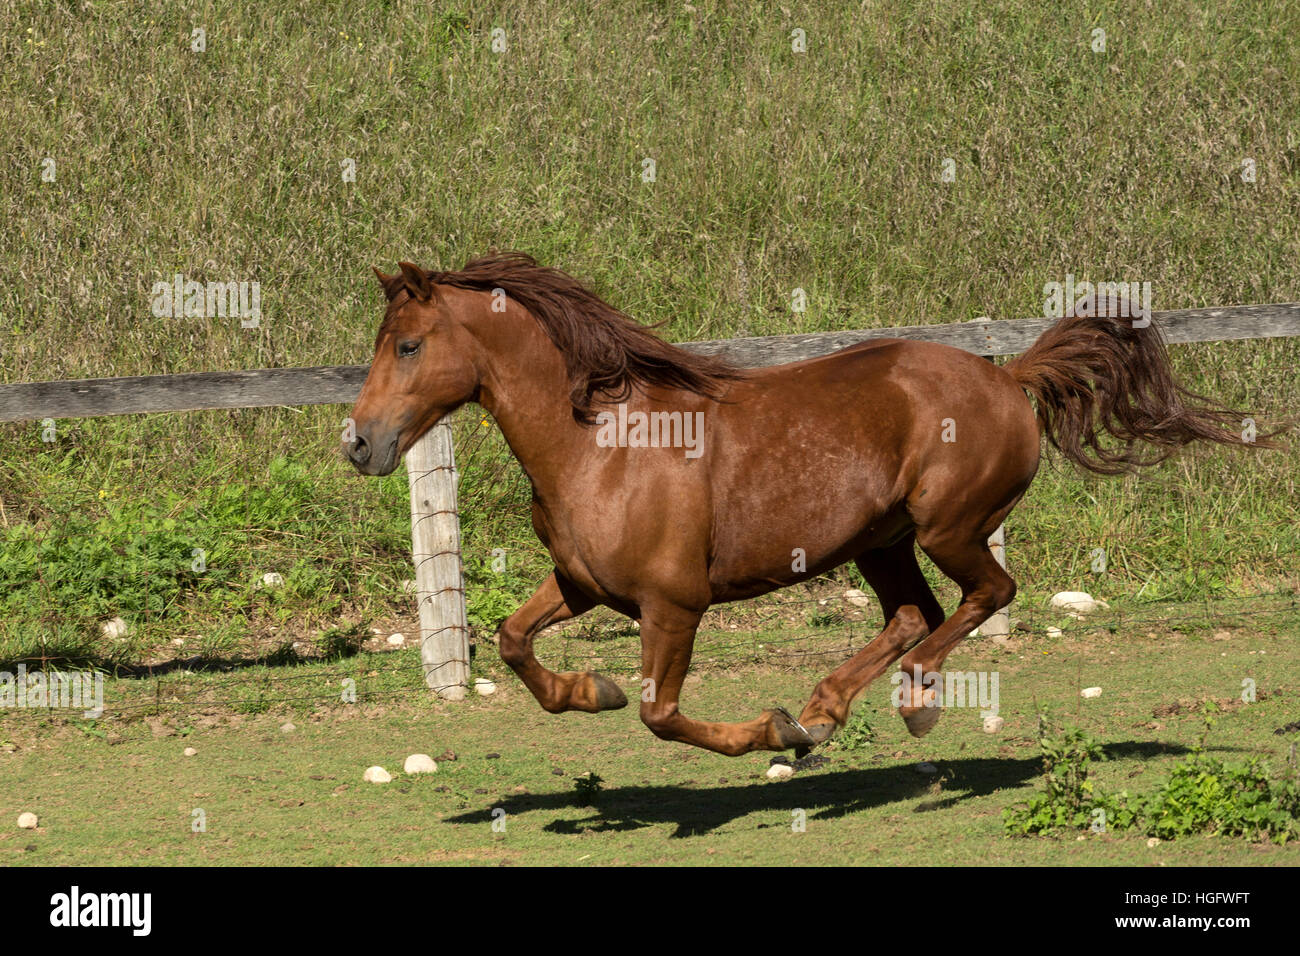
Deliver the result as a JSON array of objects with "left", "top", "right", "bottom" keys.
[
  {"left": 1046, "top": 626, "right": 1064, "bottom": 639},
  {"left": 843, "top": 589, "right": 871, "bottom": 608},
  {"left": 101, "top": 616, "right": 128, "bottom": 640},
  {"left": 183, "top": 747, "right": 198, "bottom": 757},
  {"left": 1050, "top": 591, "right": 1108, "bottom": 614},
  {"left": 260, "top": 572, "right": 284, "bottom": 588},
  {"left": 387, "top": 633, "right": 405, "bottom": 646},
  {"left": 17, "top": 812, "right": 38, "bottom": 829},
  {"left": 982, "top": 715, "right": 1004, "bottom": 733},
  {"left": 474, "top": 678, "right": 497, "bottom": 696},
  {"left": 1080, "top": 686, "right": 1103, "bottom": 699},
  {"left": 404, "top": 754, "right": 438, "bottom": 774},
  {"left": 766, "top": 763, "right": 795, "bottom": 780},
  {"left": 280, "top": 722, "right": 296, "bottom": 733},
  {"left": 363, "top": 766, "right": 392, "bottom": 784}
]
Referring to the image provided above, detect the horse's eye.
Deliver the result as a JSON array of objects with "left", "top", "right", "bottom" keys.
[{"left": 398, "top": 340, "right": 421, "bottom": 357}]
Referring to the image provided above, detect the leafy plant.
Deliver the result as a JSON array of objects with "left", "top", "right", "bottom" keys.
[
  {"left": 829, "top": 708, "right": 875, "bottom": 752},
  {"left": 463, "top": 557, "right": 532, "bottom": 633},
  {"left": 1004, "top": 716, "right": 1136, "bottom": 835},
  {"left": 573, "top": 771, "right": 605, "bottom": 805},
  {"left": 1005, "top": 713, "right": 1300, "bottom": 843}
]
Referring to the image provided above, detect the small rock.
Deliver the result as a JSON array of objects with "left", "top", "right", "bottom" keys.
[
  {"left": 437, "top": 750, "right": 458, "bottom": 762},
  {"left": 183, "top": 747, "right": 198, "bottom": 757},
  {"left": 260, "top": 572, "right": 284, "bottom": 588},
  {"left": 766, "top": 763, "right": 795, "bottom": 780},
  {"left": 484, "top": 752, "right": 500, "bottom": 760},
  {"left": 1046, "top": 626, "right": 1063, "bottom": 639},
  {"left": 387, "top": 633, "right": 405, "bottom": 647},
  {"left": 915, "top": 762, "right": 938, "bottom": 775},
  {"left": 101, "top": 616, "right": 129, "bottom": 640},
  {"left": 170, "top": 637, "right": 186, "bottom": 646},
  {"left": 1081, "top": 686, "right": 1103, "bottom": 699},
  {"left": 280, "top": 722, "right": 296, "bottom": 733},
  {"left": 1050, "top": 591, "right": 1108, "bottom": 614},
  {"left": 404, "top": 754, "right": 438, "bottom": 774},
  {"left": 1146, "top": 837, "right": 1160, "bottom": 848},
  {"left": 363, "top": 766, "right": 392, "bottom": 784},
  {"left": 843, "top": 589, "right": 871, "bottom": 608},
  {"left": 982, "top": 715, "right": 1005, "bottom": 733},
  {"left": 474, "top": 678, "right": 496, "bottom": 696},
  {"left": 17, "top": 812, "right": 38, "bottom": 829}
]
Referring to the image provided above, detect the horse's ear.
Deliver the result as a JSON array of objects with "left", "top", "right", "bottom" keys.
[
  {"left": 397, "top": 261, "right": 432, "bottom": 301},
  {"left": 373, "top": 267, "right": 399, "bottom": 300}
]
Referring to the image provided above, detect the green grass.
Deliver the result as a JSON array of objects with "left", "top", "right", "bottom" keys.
[
  {"left": 2, "top": 1, "right": 1297, "bottom": 670},
  {"left": 2, "top": 603, "right": 1297, "bottom": 865}
]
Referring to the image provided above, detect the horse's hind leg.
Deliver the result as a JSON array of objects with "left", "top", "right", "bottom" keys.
[
  {"left": 637, "top": 603, "right": 815, "bottom": 756},
  {"left": 895, "top": 527, "right": 1016, "bottom": 737},
  {"left": 497, "top": 570, "right": 627, "bottom": 714},
  {"left": 795, "top": 534, "right": 945, "bottom": 752}
]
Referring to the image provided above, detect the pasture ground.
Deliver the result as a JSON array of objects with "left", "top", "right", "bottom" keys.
[
  {"left": 3, "top": 0, "right": 1299, "bottom": 868},
  {"left": 4, "top": 601, "right": 1297, "bottom": 866}
]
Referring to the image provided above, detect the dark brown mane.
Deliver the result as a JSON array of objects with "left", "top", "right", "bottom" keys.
[{"left": 384, "top": 252, "right": 744, "bottom": 422}]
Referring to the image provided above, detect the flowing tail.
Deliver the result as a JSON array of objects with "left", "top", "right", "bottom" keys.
[{"left": 1005, "top": 305, "right": 1279, "bottom": 475}]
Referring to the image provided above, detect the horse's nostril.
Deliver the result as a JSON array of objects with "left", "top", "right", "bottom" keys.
[{"left": 349, "top": 435, "right": 371, "bottom": 465}]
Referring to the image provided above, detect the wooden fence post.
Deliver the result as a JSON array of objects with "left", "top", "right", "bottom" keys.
[
  {"left": 406, "top": 418, "right": 469, "bottom": 700},
  {"left": 984, "top": 524, "right": 1011, "bottom": 642}
]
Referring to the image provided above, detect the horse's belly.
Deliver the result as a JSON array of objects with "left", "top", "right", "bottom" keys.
[{"left": 707, "top": 501, "right": 912, "bottom": 603}]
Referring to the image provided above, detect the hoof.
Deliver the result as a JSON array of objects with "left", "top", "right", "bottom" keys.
[
  {"left": 793, "top": 722, "right": 836, "bottom": 759},
  {"left": 586, "top": 673, "right": 628, "bottom": 711},
  {"left": 900, "top": 705, "right": 942, "bottom": 738},
  {"left": 766, "top": 706, "right": 816, "bottom": 750}
]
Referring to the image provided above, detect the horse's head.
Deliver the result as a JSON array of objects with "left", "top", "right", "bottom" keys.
[{"left": 345, "top": 262, "right": 481, "bottom": 476}]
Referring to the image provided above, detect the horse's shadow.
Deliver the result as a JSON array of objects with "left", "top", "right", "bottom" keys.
[{"left": 445, "top": 741, "right": 1190, "bottom": 837}]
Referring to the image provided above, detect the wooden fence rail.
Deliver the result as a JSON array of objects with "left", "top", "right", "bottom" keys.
[
  {"left": 3, "top": 303, "right": 1296, "bottom": 422},
  {"left": 2, "top": 302, "right": 1297, "bottom": 696}
]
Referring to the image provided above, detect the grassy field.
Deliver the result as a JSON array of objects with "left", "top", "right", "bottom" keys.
[
  {"left": 1, "top": 1, "right": 1299, "bottom": 862},
  {"left": 3, "top": 602, "right": 1298, "bottom": 865}
]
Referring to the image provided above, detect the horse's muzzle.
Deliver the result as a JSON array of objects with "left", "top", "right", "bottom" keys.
[{"left": 345, "top": 432, "right": 399, "bottom": 476}]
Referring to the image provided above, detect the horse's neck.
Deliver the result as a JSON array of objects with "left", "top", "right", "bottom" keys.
[{"left": 470, "top": 304, "right": 587, "bottom": 496}]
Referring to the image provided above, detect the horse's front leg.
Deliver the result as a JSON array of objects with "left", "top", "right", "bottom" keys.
[
  {"left": 497, "top": 570, "right": 627, "bottom": 713},
  {"left": 638, "top": 604, "right": 814, "bottom": 756}
]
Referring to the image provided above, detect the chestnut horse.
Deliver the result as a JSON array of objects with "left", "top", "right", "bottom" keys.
[{"left": 347, "top": 254, "right": 1267, "bottom": 756}]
